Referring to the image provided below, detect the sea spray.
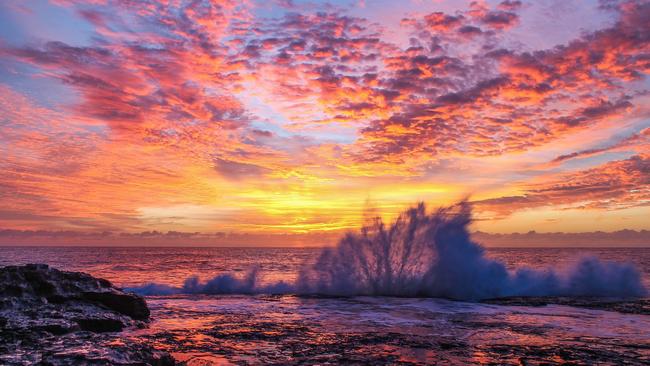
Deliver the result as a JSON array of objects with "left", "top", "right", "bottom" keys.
[
  {"left": 127, "top": 201, "right": 646, "bottom": 299},
  {"left": 129, "top": 266, "right": 293, "bottom": 295},
  {"left": 298, "top": 201, "right": 646, "bottom": 299}
]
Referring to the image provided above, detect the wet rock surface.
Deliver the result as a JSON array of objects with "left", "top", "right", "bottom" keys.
[
  {"left": 483, "top": 296, "right": 650, "bottom": 315},
  {"left": 0, "top": 264, "right": 174, "bottom": 365},
  {"left": 127, "top": 295, "right": 650, "bottom": 365}
]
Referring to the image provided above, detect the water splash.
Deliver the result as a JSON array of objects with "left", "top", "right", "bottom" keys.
[
  {"left": 127, "top": 266, "right": 293, "bottom": 295},
  {"left": 128, "top": 201, "right": 646, "bottom": 300}
]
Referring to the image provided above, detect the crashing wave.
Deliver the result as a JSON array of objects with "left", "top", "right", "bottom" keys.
[{"left": 128, "top": 201, "right": 646, "bottom": 300}]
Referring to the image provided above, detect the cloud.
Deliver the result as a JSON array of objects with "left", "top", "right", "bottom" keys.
[
  {"left": 213, "top": 158, "right": 270, "bottom": 180},
  {"left": 474, "top": 153, "right": 650, "bottom": 216},
  {"left": 480, "top": 10, "right": 519, "bottom": 29},
  {"left": 474, "top": 229, "right": 650, "bottom": 247},
  {"left": 0, "top": 0, "right": 648, "bottom": 236},
  {"left": 422, "top": 12, "right": 464, "bottom": 31},
  {"left": 497, "top": 1, "right": 523, "bottom": 11},
  {"left": 550, "top": 127, "right": 650, "bottom": 164},
  {"left": 347, "top": 0, "right": 650, "bottom": 166}
]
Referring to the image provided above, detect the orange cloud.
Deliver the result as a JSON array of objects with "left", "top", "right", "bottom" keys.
[
  {"left": 0, "top": 0, "right": 648, "bottom": 240},
  {"left": 474, "top": 153, "right": 650, "bottom": 217}
]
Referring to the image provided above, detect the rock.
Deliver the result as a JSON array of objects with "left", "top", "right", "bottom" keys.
[
  {"left": 74, "top": 316, "right": 125, "bottom": 332},
  {"left": 34, "top": 320, "right": 80, "bottom": 335},
  {"left": 84, "top": 290, "right": 150, "bottom": 320},
  {"left": 0, "top": 264, "right": 175, "bottom": 365},
  {"left": 0, "top": 263, "right": 149, "bottom": 319},
  {"left": 482, "top": 296, "right": 650, "bottom": 315},
  {"left": 38, "top": 338, "right": 177, "bottom": 366}
]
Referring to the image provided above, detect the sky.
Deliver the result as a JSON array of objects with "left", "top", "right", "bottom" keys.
[{"left": 0, "top": 0, "right": 649, "bottom": 246}]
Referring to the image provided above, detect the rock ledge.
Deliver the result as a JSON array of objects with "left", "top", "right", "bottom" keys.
[{"left": 0, "top": 264, "right": 175, "bottom": 365}]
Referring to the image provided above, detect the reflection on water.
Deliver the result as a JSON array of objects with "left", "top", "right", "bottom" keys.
[{"left": 124, "top": 294, "right": 650, "bottom": 365}]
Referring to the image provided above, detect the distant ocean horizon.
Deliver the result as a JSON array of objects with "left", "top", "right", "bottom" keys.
[{"left": 2, "top": 228, "right": 650, "bottom": 247}]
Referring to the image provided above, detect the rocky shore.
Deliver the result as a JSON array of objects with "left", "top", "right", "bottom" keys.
[
  {"left": 483, "top": 296, "right": 650, "bottom": 315},
  {"left": 2, "top": 263, "right": 648, "bottom": 365},
  {"left": 0, "top": 264, "right": 175, "bottom": 365}
]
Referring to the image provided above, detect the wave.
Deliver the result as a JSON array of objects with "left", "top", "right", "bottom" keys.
[
  {"left": 127, "top": 201, "right": 646, "bottom": 300},
  {"left": 126, "top": 266, "right": 293, "bottom": 296}
]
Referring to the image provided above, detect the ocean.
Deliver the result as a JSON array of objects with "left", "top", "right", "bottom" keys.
[
  {"left": 1, "top": 247, "right": 650, "bottom": 290},
  {"left": 1, "top": 246, "right": 650, "bottom": 364}
]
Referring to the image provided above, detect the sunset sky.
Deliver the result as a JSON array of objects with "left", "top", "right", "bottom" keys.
[{"left": 1, "top": 0, "right": 649, "bottom": 245}]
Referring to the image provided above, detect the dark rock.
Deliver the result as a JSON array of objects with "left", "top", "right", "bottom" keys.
[
  {"left": 84, "top": 290, "right": 150, "bottom": 320},
  {"left": 483, "top": 296, "right": 650, "bottom": 315},
  {"left": 41, "top": 350, "right": 176, "bottom": 366},
  {"left": 34, "top": 321, "right": 79, "bottom": 335},
  {"left": 74, "top": 317, "right": 124, "bottom": 332},
  {"left": 0, "top": 264, "right": 175, "bottom": 366},
  {"left": 0, "top": 263, "right": 150, "bottom": 320}
]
